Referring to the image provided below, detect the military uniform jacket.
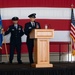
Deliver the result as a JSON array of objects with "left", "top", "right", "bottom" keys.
[
  {"left": 24, "top": 22, "right": 41, "bottom": 43},
  {"left": 5, "top": 25, "right": 24, "bottom": 44}
]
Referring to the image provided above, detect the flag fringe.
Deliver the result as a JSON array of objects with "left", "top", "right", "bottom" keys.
[
  {"left": 70, "top": 35, "right": 75, "bottom": 56},
  {"left": 72, "top": 50, "right": 75, "bottom": 56},
  {"left": 70, "top": 35, "right": 75, "bottom": 41}
]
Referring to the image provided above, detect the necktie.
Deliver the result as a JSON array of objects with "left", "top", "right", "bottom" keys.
[
  {"left": 32, "top": 22, "right": 35, "bottom": 27},
  {"left": 14, "top": 24, "right": 18, "bottom": 29}
]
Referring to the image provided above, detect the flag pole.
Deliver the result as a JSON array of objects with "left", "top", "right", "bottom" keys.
[
  {"left": 70, "top": 4, "right": 74, "bottom": 62},
  {"left": 71, "top": 38, "right": 73, "bottom": 62},
  {"left": 3, "top": 36, "right": 9, "bottom": 61},
  {"left": 0, "top": 9, "right": 9, "bottom": 61}
]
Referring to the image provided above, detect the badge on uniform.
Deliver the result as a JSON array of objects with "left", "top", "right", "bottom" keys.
[
  {"left": 12, "top": 29, "right": 14, "bottom": 31},
  {"left": 19, "top": 28, "right": 21, "bottom": 30},
  {"left": 29, "top": 27, "right": 32, "bottom": 29}
]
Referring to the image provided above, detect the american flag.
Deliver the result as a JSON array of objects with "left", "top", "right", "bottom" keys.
[
  {"left": 70, "top": 8, "right": 75, "bottom": 40},
  {"left": 70, "top": 8, "right": 75, "bottom": 56}
]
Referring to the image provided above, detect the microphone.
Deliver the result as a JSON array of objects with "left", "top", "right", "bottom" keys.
[{"left": 45, "top": 24, "right": 52, "bottom": 29}]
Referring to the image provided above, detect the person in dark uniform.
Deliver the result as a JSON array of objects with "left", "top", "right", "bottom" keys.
[
  {"left": 4, "top": 17, "right": 24, "bottom": 64},
  {"left": 24, "top": 13, "right": 41, "bottom": 64}
]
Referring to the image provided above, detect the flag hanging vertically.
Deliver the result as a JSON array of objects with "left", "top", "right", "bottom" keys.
[
  {"left": 0, "top": 13, "right": 3, "bottom": 49},
  {"left": 70, "top": 7, "right": 75, "bottom": 56}
]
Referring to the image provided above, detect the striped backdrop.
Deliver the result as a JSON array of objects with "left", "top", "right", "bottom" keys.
[{"left": 0, "top": 0, "right": 74, "bottom": 54}]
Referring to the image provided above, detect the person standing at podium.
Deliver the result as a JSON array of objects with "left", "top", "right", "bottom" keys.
[{"left": 24, "top": 13, "right": 41, "bottom": 64}]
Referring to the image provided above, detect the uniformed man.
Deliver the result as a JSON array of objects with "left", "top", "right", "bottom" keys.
[
  {"left": 24, "top": 13, "right": 41, "bottom": 64},
  {"left": 4, "top": 17, "right": 24, "bottom": 64}
]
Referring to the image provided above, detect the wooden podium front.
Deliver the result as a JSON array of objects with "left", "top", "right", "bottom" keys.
[{"left": 30, "top": 29, "right": 54, "bottom": 68}]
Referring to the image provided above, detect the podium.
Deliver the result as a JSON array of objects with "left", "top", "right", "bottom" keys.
[{"left": 30, "top": 29, "right": 54, "bottom": 68}]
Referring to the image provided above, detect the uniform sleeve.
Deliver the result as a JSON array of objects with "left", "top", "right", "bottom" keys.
[
  {"left": 24, "top": 23, "right": 33, "bottom": 36},
  {"left": 24, "top": 24, "right": 29, "bottom": 36},
  {"left": 20, "top": 27, "right": 24, "bottom": 36},
  {"left": 4, "top": 27, "right": 11, "bottom": 35}
]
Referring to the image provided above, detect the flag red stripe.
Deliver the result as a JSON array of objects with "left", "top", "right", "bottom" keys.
[
  {"left": 70, "top": 31, "right": 75, "bottom": 37},
  {"left": 70, "top": 32, "right": 75, "bottom": 39},
  {"left": 71, "top": 23, "right": 75, "bottom": 29},
  {"left": 2, "top": 19, "right": 70, "bottom": 30},
  {"left": 0, "top": 0, "right": 74, "bottom": 8},
  {"left": 71, "top": 26, "right": 75, "bottom": 32}
]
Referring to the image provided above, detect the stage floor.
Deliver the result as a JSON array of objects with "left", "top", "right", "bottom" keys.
[
  {"left": 0, "top": 62, "right": 75, "bottom": 75},
  {"left": 0, "top": 62, "right": 74, "bottom": 69}
]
